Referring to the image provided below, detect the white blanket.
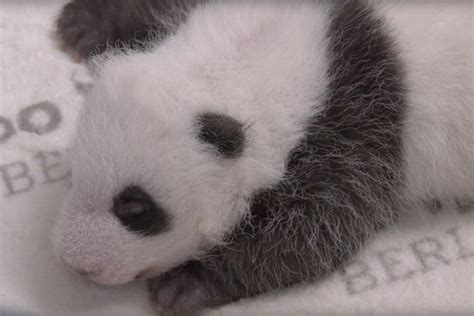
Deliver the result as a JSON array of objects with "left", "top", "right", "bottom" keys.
[{"left": 0, "top": 1, "right": 473, "bottom": 315}]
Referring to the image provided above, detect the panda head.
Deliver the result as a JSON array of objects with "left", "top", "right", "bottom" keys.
[
  {"left": 53, "top": 2, "right": 327, "bottom": 286},
  {"left": 53, "top": 53, "right": 287, "bottom": 286},
  {"left": 55, "top": 65, "right": 255, "bottom": 286}
]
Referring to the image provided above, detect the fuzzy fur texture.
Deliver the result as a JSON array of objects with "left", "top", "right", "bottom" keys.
[
  {"left": 56, "top": 0, "right": 199, "bottom": 59},
  {"left": 53, "top": 0, "right": 473, "bottom": 315},
  {"left": 55, "top": 0, "right": 330, "bottom": 290},
  {"left": 379, "top": 1, "right": 474, "bottom": 205}
]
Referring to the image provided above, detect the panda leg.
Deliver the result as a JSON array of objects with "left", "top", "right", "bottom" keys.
[
  {"left": 148, "top": 261, "right": 241, "bottom": 316},
  {"left": 55, "top": 0, "right": 196, "bottom": 61}
]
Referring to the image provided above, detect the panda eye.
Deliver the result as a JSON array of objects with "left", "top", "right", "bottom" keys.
[
  {"left": 112, "top": 186, "right": 170, "bottom": 236},
  {"left": 196, "top": 112, "right": 246, "bottom": 158}
]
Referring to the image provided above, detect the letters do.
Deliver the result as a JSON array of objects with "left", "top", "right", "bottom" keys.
[{"left": 0, "top": 102, "right": 62, "bottom": 143}]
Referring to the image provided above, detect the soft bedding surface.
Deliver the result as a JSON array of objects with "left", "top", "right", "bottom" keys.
[{"left": 0, "top": 1, "right": 473, "bottom": 315}]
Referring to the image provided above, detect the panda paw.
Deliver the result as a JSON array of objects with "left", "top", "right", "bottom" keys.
[
  {"left": 55, "top": 0, "right": 113, "bottom": 61},
  {"left": 147, "top": 265, "right": 211, "bottom": 316}
]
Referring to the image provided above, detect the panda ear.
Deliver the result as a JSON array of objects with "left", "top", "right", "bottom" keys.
[{"left": 196, "top": 112, "right": 246, "bottom": 158}]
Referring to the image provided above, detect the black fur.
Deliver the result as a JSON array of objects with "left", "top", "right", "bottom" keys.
[
  {"left": 57, "top": 0, "right": 407, "bottom": 314},
  {"left": 455, "top": 198, "right": 474, "bottom": 213},
  {"left": 424, "top": 198, "right": 443, "bottom": 214},
  {"left": 56, "top": 0, "right": 198, "bottom": 59},
  {"left": 149, "top": 0, "right": 407, "bottom": 314},
  {"left": 113, "top": 186, "right": 170, "bottom": 236},
  {"left": 196, "top": 113, "right": 246, "bottom": 159}
]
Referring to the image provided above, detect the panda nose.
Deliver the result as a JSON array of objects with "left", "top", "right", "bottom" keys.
[{"left": 60, "top": 255, "right": 99, "bottom": 278}]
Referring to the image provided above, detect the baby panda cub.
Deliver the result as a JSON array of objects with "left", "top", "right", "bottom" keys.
[{"left": 53, "top": 0, "right": 474, "bottom": 315}]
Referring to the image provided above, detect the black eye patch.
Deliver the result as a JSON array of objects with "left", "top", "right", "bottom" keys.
[
  {"left": 196, "top": 112, "right": 246, "bottom": 158},
  {"left": 112, "top": 186, "right": 170, "bottom": 236}
]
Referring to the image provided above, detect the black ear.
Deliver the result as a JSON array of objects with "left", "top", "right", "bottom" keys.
[{"left": 196, "top": 112, "right": 246, "bottom": 158}]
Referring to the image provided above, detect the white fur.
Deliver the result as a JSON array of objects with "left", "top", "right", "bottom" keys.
[
  {"left": 378, "top": 1, "right": 474, "bottom": 203},
  {"left": 54, "top": 1, "right": 330, "bottom": 286},
  {"left": 54, "top": 1, "right": 474, "bottom": 286}
]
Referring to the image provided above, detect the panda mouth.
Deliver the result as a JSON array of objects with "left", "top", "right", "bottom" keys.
[
  {"left": 77, "top": 269, "right": 96, "bottom": 277},
  {"left": 134, "top": 267, "right": 162, "bottom": 280}
]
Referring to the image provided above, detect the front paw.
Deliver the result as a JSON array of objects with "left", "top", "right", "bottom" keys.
[
  {"left": 55, "top": 0, "right": 113, "bottom": 61},
  {"left": 148, "top": 264, "right": 210, "bottom": 316}
]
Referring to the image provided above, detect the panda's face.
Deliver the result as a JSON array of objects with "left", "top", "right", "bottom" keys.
[
  {"left": 53, "top": 52, "right": 286, "bottom": 286},
  {"left": 54, "top": 92, "right": 253, "bottom": 285},
  {"left": 53, "top": 2, "right": 326, "bottom": 285}
]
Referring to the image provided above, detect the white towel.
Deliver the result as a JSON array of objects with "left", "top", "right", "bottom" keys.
[{"left": 0, "top": 1, "right": 472, "bottom": 315}]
